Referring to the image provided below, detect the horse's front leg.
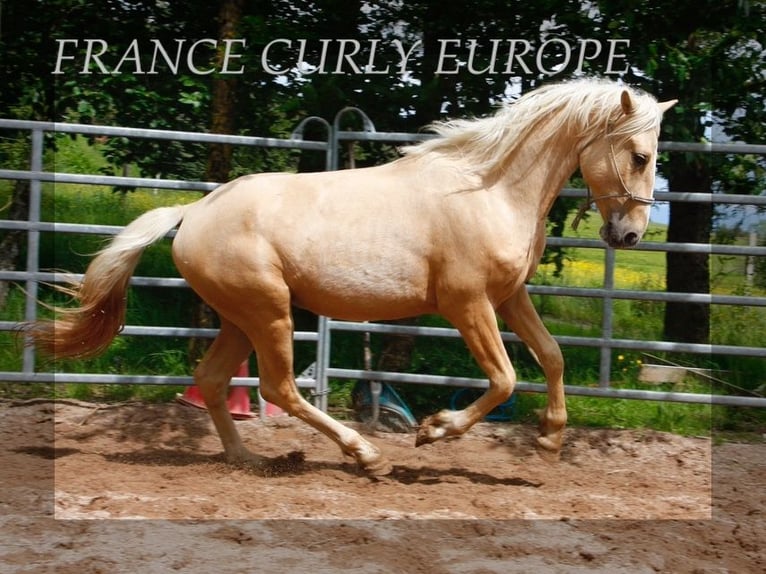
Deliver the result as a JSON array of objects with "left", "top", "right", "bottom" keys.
[
  {"left": 416, "top": 299, "right": 516, "bottom": 446},
  {"left": 497, "top": 287, "right": 567, "bottom": 457}
]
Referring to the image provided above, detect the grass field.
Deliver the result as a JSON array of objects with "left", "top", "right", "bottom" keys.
[{"left": 1, "top": 136, "right": 763, "bottom": 437}]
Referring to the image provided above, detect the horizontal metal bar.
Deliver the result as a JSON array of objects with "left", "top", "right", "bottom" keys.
[
  {"left": 120, "top": 326, "right": 216, "bottom": 338},
  {"left": 327, "top": 320, "right": 461, "bottom": 339},
  {"left": 525, "top": 284, "right": 766, "bottom": 307},
  {"left": 7, "top": 118, "right": 759, "bottom": 154},
  {"left": 545, "top": 235, "right": 766, "bottom": 256},
  {"left": 6, "top": 266, "right": 763, "bottom": 306},
  {"left": 659, "top": 141, "right": 766, "bottom": 155},
  {"left": 120, "top": 325, "right": 318, "bottom": 342},
  {"left": 0, "top": 169, "right": 218, "bottom": 192},
  {"left": 559, "top": 187, "right": 766, "bottom": 206},
  {"left": 325, "top": 320, "right": 765, "bottom": 357},
  {"left": 49, "top": 222, "right": 144, "bottom": 235},
  {"left": 336, "top": 130, "right": 435, "bottom": 143},
  {"left": 327, "top": 368, "right": 766, "bottom": 407},
  {"left": 0, "top": 118, "right": 329, "bottom": 150},
  {"left": 4, "top": 366, "right": 760, "bottom": 407},
  {"left": 10, "top": 267, "right": 760, "bottom": 308},
  {"left": 653, "top": 191, "right": 766, "bottom": 205},
  {"left": 4, "top": 218, "right": 765, "bottom": 258},
  {"left": 0, "top": 371, "right": 317, "bottom": 388},
  {"left": 3, "top": 174, "right": 762, "bottom": 209},
  {"left": 0, "top": 321, "right": 317, "bottom": 342},
  {"left": 0, "top": 270, "right": 189, "bottom": 287},
  {"left": 0, "top": 321, "right": 22, "bottom": 333},
  {"left": 3, "top": 315, "right": 761, "bottom": 358},
  {"left": 0, "top": 220, "right": 157, "bottom": 235},
  {"left": 625, "top": 241, "right": 766, "bottom": 256},
  {"left": 559, "top": 337, "right": 764, "bottom": 357}
]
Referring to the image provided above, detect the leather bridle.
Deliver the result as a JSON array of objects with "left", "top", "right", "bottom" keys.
[{"left": 572, "top": 139, "right": 655, "bottom": 231}]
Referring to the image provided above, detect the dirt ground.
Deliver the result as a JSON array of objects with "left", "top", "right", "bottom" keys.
[{"left": 1, "top": 399, "right": 764, "bottom": 573}]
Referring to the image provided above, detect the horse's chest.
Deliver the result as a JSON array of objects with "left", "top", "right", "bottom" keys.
[
  {"left": 524, "top": 229, "right": 548, "bottom": 279},
  {"left": 484, "top": 228, "right": 545, "bottom": 298}
]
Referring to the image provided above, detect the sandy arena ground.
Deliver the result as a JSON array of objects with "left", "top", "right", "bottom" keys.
[{"left": 1, "top": 399, "right": 764, "bottom": 573}]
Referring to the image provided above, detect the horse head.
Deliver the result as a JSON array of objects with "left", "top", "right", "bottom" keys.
[{"left": 577, "top": 90, "right": 676, "bottom": 248}]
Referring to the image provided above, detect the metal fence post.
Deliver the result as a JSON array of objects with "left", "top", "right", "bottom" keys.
[
  {"left": 288, "top": 115, "right": 335, "bottom": 408},
  {"left": 22, "top": 128, "right": 44, "bottom": 374},
  {"left": 324, "top": 108, "right": 378, "bottom": 412},
  {"left": 599, "top": 247, "right": 616, "bottom": 387},
  {"left": 332, "top": 107, "right": 376, "bottom": 170},
  {"left": 314, "top": 316, "right": 331, "bottom": 411},
  {"left": 289, "top": 116, "right": 333, "bottom": 171}
]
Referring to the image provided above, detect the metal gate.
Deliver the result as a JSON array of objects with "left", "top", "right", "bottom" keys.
[{"left": 1, "top": 114, "right": 765, "bottom": 409}]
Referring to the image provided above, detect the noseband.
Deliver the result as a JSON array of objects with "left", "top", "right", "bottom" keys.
[{"left": 572, "top": 140, "right": 655, "bottom": 231}]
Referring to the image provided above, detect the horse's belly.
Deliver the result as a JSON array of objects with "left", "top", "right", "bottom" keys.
[{"left": 286, "top": 261, "right": 435, "bottom": 321}]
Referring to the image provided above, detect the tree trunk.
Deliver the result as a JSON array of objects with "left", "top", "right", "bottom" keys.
[
  {"left": 188, "top": 0, "right": 244, "bottom": 365},
  {"left": 203, "top": 0, "right": 243, "bottom": 184},
  {"left": 663, "top": 159, "right": 712, "bottom": 344}
]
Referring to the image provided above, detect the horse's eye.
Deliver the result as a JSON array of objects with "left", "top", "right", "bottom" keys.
[{"left": 632, "top": 153, "right": 648, "bottom": 168}]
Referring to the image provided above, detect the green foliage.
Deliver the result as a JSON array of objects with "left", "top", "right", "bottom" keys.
[
  {"left": 3, "top": 4, "right": 765, "bottom": 434},
  {"left": 566, "top": 393, "right": 712, "bottom": 436}
]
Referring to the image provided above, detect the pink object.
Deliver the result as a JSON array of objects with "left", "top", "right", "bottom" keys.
[
  {"left": 262, "top": 397, "right": 285, "bottom": 417},
  {"left": 175, "top": 384, "right": 206, "bottom": 410},
  {"left": 174, "top": 362, "right": 253, "bottom": 419},
  {"left": 226, "top": 362, "right": 256, "bottom": 419},
  {"left": 176, "top": 361, "right": 284, "bottom": 419}
]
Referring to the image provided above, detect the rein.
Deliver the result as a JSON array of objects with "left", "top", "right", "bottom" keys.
[{"left": 571, "top": 141, "right": 655, "bottom": 231}]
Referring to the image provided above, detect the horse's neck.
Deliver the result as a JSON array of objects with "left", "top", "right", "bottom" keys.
[{"left": 494, "top": 131, "right": 580, "bottom": 220}]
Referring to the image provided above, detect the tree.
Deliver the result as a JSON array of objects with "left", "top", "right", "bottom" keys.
[
  {"left": 594, "top": 0, "right": 766, "bottom": 344},
  {"left": 7, "top": 0, "right": 762, "bottom": 349},
  {"left": 189, "top": 0, "right": 246, "bottom": 365},
  {"left": 205, "top": 0, "right": 246, "bottom": 184},
  {"left": 0, "top": 0, "right": 70, "bottom": 307}
]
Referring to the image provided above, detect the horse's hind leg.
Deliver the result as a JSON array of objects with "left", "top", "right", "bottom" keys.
[
  {"left": 417, "top": 298, "right": 516, "bottom": 446},
  {"left": 194, "top": 318, "right": 262, "bottom": 465},
  {"left": 245, "top": 295, "right": 392, "bottom": 476},
  {"left": 497, "top": 286, "right": 566, "bottom": 457}
]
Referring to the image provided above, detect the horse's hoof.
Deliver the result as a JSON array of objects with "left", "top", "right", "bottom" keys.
[
  {"left": 415, "top": 424, "right": 446, "bottom": 446},
  {"left": 225, "top": 451, "right": 268, "bottom": 469},
  {"left": 353, "top": 442, "right": 392, "bottom": 476},
  {"left": 415, "top": 412, "right": 451, "bottom": 446},
  {"left": 415, "top": 425, "right": 443, "bottom": 447},
  {"left": 535, "top": 435, "right": 562, "bottom": 463},
  {"left": 360, "top": 456, "right": 393, "bottom": 476},
  {"left": 415, "top": 429, "right": 433, "bottom": 447}
]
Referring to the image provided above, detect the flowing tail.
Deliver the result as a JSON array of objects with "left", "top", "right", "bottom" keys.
[{"left": 29, "top": 204, "right": 189, "bottom": 359}]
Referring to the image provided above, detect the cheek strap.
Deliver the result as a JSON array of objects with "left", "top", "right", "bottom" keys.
[{"left": 572, "top": 143, "right": 654, "bottom": 231}]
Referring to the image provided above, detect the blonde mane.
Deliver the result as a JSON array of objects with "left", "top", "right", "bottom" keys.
[{"left": 401, "top": 79, "right": 663, "bottom": 178}]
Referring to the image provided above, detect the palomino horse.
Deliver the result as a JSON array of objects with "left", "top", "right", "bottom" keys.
[{"left": 31, "top": 79, "right": 675, "bottom": 475}]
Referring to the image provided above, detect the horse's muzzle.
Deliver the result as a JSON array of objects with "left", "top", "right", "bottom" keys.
[{"left": 600, "top": 222, "right": 641, "bottom": 249}]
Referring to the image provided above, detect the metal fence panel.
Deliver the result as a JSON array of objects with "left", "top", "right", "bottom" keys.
[
  {"left": 0, "top": 117, "right": 764, "bottom": 410},
  {"left": 0, "top": 119, "right": 333, "bottom": 415}
]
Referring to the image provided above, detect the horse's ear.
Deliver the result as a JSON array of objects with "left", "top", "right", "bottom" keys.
[
  {"left": 657, "top": 99, "right": 678, "bottom": 114},
  {"left": 620, "top": 90, "right": 634, "bottom": 115}
]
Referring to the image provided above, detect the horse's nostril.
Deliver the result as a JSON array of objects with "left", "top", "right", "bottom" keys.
[{"left": 623, "top": 232, "right": 639, "bottom": 247}]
